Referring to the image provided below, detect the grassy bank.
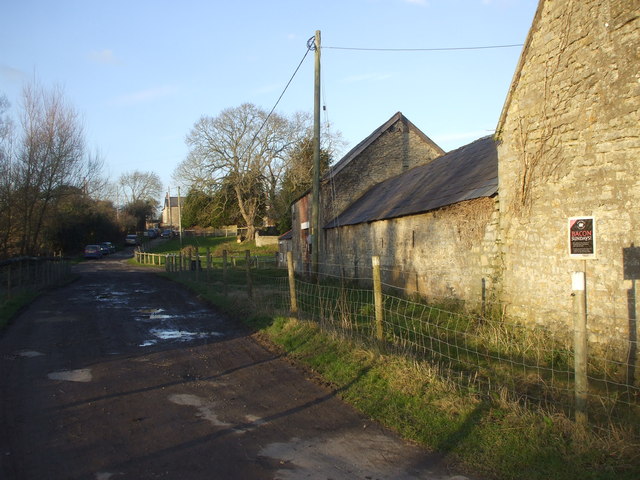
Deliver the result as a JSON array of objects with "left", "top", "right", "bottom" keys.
[
  {"left": 147, "top": 235, "right": 278, "bottom": 257},
  {"left": 162, "top": 276, "right": 638, "bottom": 480},
  {"left": 0, "top": 291, "right": 39, "bottom": 331},
  {"left": 140, "top": 239, "right": 638, "bottom": 479},
  {"left": 244, "top": 315, "right": 637, "bottom": 480}
]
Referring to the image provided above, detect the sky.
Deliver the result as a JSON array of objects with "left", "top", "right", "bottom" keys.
[{"left": 0, "top": 0, "right": 538, "bottom": 200}]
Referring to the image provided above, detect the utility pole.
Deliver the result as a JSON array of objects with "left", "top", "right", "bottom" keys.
[
  {"left": 311, "top": 29, "right": 321, "bottom": 276},
  {"left": 177, "top": 186, "right": 183, "bottom": 248}
]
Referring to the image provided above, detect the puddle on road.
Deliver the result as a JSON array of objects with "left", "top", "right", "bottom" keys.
[
  {"left": 18, "top": 350, "right": 44, "bottom": 357},
  {"left": 139, "top": 328, "right": 223, "bottom": 347},
  {"left": 136, "top": 308, "right": 175, "bottom": 322},
  {"left": 48, "top": 368, "right": 92, "bottom": 382}
]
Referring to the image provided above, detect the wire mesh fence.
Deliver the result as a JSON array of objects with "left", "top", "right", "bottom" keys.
[
  {"left": 159, "top": 250, "right": 640, "bottom": 438},
  {"left": 0, "top": 256, "right": 72, "bottom": 303}
]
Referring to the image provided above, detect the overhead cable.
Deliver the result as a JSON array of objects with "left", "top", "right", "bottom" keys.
[{"left": 323, "top": 43, "right": 523, "bottom": 52}]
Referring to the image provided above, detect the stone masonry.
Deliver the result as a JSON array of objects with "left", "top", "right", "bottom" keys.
[{"left": 496, "top": 0, "right": 640, "bottom": 344}]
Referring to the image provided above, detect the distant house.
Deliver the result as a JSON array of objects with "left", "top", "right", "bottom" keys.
[
  {"left": 161, "top": 195, "right": 184, "bottom": 229},
  {"left": 290, "top": 112, "right": 444, "bottom": 272}
]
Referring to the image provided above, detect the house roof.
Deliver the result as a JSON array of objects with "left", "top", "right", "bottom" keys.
[
  {"left": 324, "top": 135, "right": 498, "bottom": 229},
  {"left": 164, "top": 196, "right": 184, "bottom": 208},
  {"left": 323, "top": 111, "right": 444, "bottom": 181}
]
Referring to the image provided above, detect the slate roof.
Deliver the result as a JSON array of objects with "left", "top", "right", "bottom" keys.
[
  {"left": 323, "top": 112, "right": 444, "bottom": 181},
  {"left": 164, "top": 196, "right": 183, "bottom": 208},
  {"left": 324, "top": 135, "right": 498, "bottom": 229}
]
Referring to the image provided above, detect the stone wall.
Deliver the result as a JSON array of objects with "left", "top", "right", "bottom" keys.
[
  {"left": 497, "top": 0, "right": 640, "bottom": 342},
  {"left": 291, "top": 114, "right": 443, "bottom": 273},
  {"left": 323, "top": 196, "right": 500, "bottom": 306},
  {"left": 320, "top": 118, "right": 443, "bottom": 223}
]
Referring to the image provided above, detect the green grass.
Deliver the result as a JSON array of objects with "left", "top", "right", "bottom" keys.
[
  {"left": 0, "top": 291, "right": 40, "bottom": 330},
  {"left": 148, "top": 235, "right": 279, "bottom": 257},
  {"left": 258, "top": 316, "right": 639, "bottom": 480},
  {"left": 162, "top": 269, "right": 640, "bottom": 480}
]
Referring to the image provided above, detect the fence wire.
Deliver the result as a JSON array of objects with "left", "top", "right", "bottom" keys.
[{"left": 157, "top": 253, "right": 639, "bottom": 436}]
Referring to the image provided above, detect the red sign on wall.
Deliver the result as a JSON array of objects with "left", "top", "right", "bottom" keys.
[{"left": 568, "top": 216, "right": 596, "bottom": 259}]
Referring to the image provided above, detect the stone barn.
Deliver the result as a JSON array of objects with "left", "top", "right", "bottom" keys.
[
  {"left": 290, "top": 112, "right": 444, "bottom": 273},
  {"left": 495, "top": 0, "right": 640, "bottom": 342},
  {"left": 323, "top": 136, "right": 499, "bottom": 303}
]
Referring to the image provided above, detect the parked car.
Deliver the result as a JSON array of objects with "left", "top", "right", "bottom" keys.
[
  {"left": 161, "top": 229, "right": 173, "bottom": 238},
  {"left": 144, "top": 228, "right": 159, "bottom": 239},
  {"left": 84, "top": 244, "right": 103, "bottom": 259},
  {"left": 101, "top": 241, "right": 116, "bottom": 254},
  {"left": 125, "top": 234, "right": 139, "bottom": 246}
]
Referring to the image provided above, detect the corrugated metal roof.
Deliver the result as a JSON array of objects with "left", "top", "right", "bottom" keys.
[{"left": 324, "top": 136, "right": 498, "bottom": 229}]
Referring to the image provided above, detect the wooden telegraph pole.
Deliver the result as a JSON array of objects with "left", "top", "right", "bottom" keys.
[{"left": 311, "top": 30, "right": 321, "bottom": 276}]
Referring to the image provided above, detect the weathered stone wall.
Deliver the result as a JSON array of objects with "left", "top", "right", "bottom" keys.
[
  {"left": 320, "top": 119, "right": 443, "bottom": 223},
  {"left": 323, "top": 196, "right": 500, "bottom": 305},
  {"left": 291, "top": 115, "right": 443, "bottom": 273},
  {"left": 497, "top": 0, "right": 640, "bottom": 342}
]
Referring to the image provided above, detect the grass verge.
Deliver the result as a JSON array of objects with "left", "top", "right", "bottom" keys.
[
  {"left": 0, "top": 291, "right": 40, "bottom": 331},
  {"left": 161, "top": 269, "right": 639, "bottom": 480}
]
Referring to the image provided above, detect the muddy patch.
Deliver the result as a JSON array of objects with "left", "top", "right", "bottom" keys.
[
  {"left": 168, "top": 393, "right": 230, "bottom": 427},
  {"left": 48, "top": 368, "right": 93, "bottom": 382},
  {"left": 260, "top": 431, "right": 470, "bottom": 480}
]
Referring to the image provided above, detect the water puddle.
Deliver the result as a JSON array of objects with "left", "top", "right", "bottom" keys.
[
  {"left": 48, "top": 368, "right": 92, "bottom": 382},
  {"left": 18, "top": 350, "right": 44, "bottom": 357},
  {"left": 139, "top": 328, "right": 223, "bottom": 347},
  {"left": 136, "top": 308, "right": 175, "bottom": 321}
]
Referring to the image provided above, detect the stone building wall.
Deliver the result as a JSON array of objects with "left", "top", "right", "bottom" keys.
[
  {"left": 291, "top": 114, "right": 443, "bottom": 273},
  {"left": 496, "top": 0, "right": 640, "bottom": 343},
  {"left": 320, "top": 118, "right": 443, "bottom": 224},
  {"left": 322, "top": 196, "right": 500, "bottom": 306}
]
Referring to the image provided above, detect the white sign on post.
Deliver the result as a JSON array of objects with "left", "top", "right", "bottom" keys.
[{"left": 568, "top": 216, "right": 596, "bottom": 259}]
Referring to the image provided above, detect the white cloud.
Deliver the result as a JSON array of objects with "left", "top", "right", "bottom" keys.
[
  {"left": 111, "top": 85, "right": 178, "bottom": 106},
  {"left": 0, "top": 64, "right": 26, "bottom": 83},
  {"left": 89, "top": 49, "right": 119, "bottom": 65}
]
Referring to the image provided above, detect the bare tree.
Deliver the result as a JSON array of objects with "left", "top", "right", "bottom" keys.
[
  {"left": 0, "top": 94, "right": 17, "bottom": 256},
  {"left": 179, "top": 103, "right": 309, "bottom": 240},
  {"left": 14, "top": 83, "right": 92, "bottom": 255},
  {"left": 118, "top": 170, "right": 163, "bottom": 230},
  {"left": 118, "top": 170, "right": 163, "bottom": 205}
]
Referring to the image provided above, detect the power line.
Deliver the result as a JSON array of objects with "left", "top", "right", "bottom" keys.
[
  {"left": 323, "top": 43, "right": 523, "bottom": 52},
  {"left": 242, "top": 40, "right": 313, "bottom": 160},
  {"left": 257, "top": 41, "right": 314, "bottom": 136}
]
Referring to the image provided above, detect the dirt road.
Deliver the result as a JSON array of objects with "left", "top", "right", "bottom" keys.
[{"left": 0, "top": 251, "right": 474, "bottom": 480}]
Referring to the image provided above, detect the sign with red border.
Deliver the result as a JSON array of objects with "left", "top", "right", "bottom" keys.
[{"left": 568, "top": 216, "right": 596, "bottom": 259}]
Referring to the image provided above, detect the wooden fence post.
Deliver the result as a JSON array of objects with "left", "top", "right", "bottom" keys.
[
  {"left": 572, "top": 271, "right": 588, "bottom": 426},
  {"left": 287, "top": 251, "right": 297, "bottom": 316},
  {"left": 245, "top": 250, "right": 253, "bottom": 298},
  {"left": 372, "top": 256, "right": 384, "bottom": 344},
  {"left": 223, "top": 250, "right": 228, "bottom": 295},
  {"left": 195, "top": 247, "right": 200, "bottom": 281},
  {"left": 206, "top": 247, "right": 211, "bottom": 281}
]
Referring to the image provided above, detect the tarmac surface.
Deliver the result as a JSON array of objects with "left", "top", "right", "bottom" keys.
[{"left": 0, "top": 250, "right": 477, "bottom": 479}]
